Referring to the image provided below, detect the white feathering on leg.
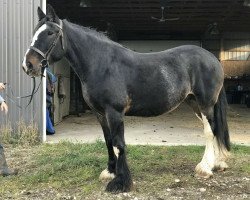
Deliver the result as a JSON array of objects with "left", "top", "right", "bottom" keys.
[
  {"left": 195, "top": 114, "right": 215, "bottom": 178},
  {"left": 99, "top": 169, "right": 115, "bottom": 182}
]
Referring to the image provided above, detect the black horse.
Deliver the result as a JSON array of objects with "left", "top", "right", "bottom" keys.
[{"left": 22, "top": 5, "right": 230, "bottom": 193}]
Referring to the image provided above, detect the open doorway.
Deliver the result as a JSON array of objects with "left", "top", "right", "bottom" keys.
[{"left": 45, "top": 0, "right": 250, "bottom": 146}]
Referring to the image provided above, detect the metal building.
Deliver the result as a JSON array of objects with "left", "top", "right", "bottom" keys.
[
  {"left": 1, "top": 0, "right": 250, "bottom": 143},
  {"left": 0, "top": 0, "right": 46, "bottom": 141}
]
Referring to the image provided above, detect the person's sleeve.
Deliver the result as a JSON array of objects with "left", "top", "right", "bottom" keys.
[
  {"left": 52, "top": 74, "right": 57, "bottom": 83},
  {"left": 47, "top": 68, "right": 57, "bottom": 83},
  {"left": 0, "top": 95, "right": 4, "bottom": 104}
]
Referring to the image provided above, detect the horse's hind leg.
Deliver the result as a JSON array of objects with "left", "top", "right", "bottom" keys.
[
  {"left": 186, "top": 88, "right": 230, "bottom": 178},
  {"left": 195, "top": 92, "right": 230, "bottom": 178},
  {"left": 186, "top": 96, "right": 215, "bottom": 177},
  {"left": 185, "top": 94, "right": 202, "bottom": 121},
  {"left": 97, "top": 115, "right": 117, "bottom": 182},
  {"left": 105, "top": 106, "right": 132, "bottom": 192},
  {"left": 195, "top": 107, "right": 217, "bottom": 178}
]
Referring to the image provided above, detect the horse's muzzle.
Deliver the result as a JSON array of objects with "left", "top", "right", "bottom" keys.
[{"left": 22, "top": 62, "right": 38, "bottom": 76}]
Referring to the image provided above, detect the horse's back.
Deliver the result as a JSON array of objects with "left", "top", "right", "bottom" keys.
[{"left": 123, "top": 45, "right": 224, "bottom": 116}]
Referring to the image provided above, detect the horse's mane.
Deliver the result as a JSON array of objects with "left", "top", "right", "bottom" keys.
[{"left": 64, "top": 19, "right": 123, "bottom": 48}]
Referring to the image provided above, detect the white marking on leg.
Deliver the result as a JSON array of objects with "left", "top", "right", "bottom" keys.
[
  {"left": 195, "top": 113, "right": 215, "bottom": 178},
  {"left": 99, "top": 168, "right": 115, "bottom": 182},
  {"left": 113, "top": 146, "right": 119, "bottom": 158}
]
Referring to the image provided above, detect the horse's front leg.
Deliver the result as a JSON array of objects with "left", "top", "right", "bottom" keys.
[
  {"left": 97, "top": 115, "right": 117, "bottom": 182},
  {"left": 105, "top": 107, "right": 133, "bottom": 193}
]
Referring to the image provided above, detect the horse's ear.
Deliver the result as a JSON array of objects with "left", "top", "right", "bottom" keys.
[
  {"left": 37, "top": 7, "right": 45, "bottom": 21},
  {"left": 46, "top": 4, "right": 59, "bottom": 23}
]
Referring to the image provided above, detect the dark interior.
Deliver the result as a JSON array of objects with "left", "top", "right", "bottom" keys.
[
  {"left": 47, "top": 0, "right": 250, "bottom": 112},
  {"left": 47, "top": 0, "right": 250, "bottom": 40}
]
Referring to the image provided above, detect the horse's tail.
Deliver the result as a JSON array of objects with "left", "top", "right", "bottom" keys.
[{"left": 213, "top": 86, "right": 230, "bottom": 151}]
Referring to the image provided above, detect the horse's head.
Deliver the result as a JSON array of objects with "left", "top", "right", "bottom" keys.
[{"left": 22, "top": 5, "right": 65, "bottom": 77}]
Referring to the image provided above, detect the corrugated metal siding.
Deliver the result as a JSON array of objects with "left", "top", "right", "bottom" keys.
[
  {"left": 0, "top": 0, "right": 43, "bottom": 136},
  {"left": 202, "top": 33, "right": 250, "bottom": 61},
  {"left": 223, "top": 39, "right": 250, "bottom": 61}
]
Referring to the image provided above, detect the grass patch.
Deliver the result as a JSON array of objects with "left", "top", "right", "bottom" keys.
[
  {"left": 0, "top": 120, "right": 40, "bottom": 146},
  {"left": 0, "top": 142, "right": 249, "bottom": 199}
]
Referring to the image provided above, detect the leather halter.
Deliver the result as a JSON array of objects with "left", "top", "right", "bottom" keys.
[
  {"left": 24, "top": 20, "right": 65, "bottom": 108},
  {"left": 29, "top": 20, "right": 65, "bottom": 72}
]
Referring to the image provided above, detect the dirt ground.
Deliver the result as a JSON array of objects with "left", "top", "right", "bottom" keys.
[
  {"left": 3, "top": 143, "right": 250, "bottom": 200},
  {"left": 2, "top": 104, "right": 250, "bottom": 200},
  {"left": 49, "top": 104, "right": 250, "bottom": 146}
]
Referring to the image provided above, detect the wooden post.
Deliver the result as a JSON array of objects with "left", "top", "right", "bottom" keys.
[
  {"left": 41, "top": 0, "right": 47, "bottom": 142},
  {"left": 220, "top": 36, "right": 224, "bottom": 61}
]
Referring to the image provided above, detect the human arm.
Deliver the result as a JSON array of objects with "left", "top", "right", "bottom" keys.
[
  {"left": 0, "top": 83, "right": 8, "bottom": 114},
  {"left": 0, "top": 101, "right": 8, "bottom": 114},
  {"left": 0, "top": 95, "right": 4, "bottom": 104},
  {"left": 0, "top": 83, "right": 5, "bottom": 90}
]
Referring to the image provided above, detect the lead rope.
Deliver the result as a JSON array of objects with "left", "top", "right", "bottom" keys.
[
  {"left": 2, "top": 87, "right": 23, "bottom": 109},
  {"left": 25, "top": 77, "right": 36, "bottom": 108},
  {"left": 3, "top": 70, "right": 45, "bottom": 109},
  {"left": 25, "top": 66, "right": 46, "bottom": 108}
]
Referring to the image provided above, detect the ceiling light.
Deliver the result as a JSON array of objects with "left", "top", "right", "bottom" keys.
[
  {"left": 207, "top": 22, "right": 219, "bottom": 35},
  {"left": 244, "top": 0, "right": 250, "bottom": 7},
  {"left": 80, "top": 0, "right": 91, "bottom": 8}
]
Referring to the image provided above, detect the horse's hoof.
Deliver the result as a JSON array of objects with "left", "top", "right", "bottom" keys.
[
  {"left": 0, "top": 168, "right": 18, "bottom": 177},
  {"left": 99, "top": 169, "right": 115, "bottom": 182},
  {"left": 105, "top": 176, "right": 132, "bottom": 193},
  {"left": 214, "top": 161, "right": 229, "bottom": 172},
  {"left": 195, "top": 162, "right": 213, "bottom": 179}
]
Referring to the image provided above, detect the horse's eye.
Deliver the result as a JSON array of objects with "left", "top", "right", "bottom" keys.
[{"left": 48, "top": 31, "right": 54, "bottom": 35}]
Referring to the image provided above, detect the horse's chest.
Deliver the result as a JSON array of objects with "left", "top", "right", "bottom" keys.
[{"left": 80, "top": 84, "right": 102, "bottom": 113}]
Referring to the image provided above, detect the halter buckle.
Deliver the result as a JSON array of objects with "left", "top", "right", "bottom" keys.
[{"left": 41, "top": 59, "right": 48, "bottom": 68}]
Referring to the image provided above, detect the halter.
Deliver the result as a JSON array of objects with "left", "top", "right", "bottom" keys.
[
  {"left": 29, "top": 20, "right": 65, "bottom": 72},
  {"left": 24, "top": 20, "right": 65, "bottom": 107}
]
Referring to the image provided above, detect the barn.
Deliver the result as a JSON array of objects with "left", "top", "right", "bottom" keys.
[{"left": 0, "top": 0, "right": 250, "bottom": 142}]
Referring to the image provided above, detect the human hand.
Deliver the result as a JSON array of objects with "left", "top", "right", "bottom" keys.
[
  {"left": 0, "top": 83, "right": 5, "bottom": 90},
  {"left": 0, "top": 101, "right": 8, "bottom": 114}
]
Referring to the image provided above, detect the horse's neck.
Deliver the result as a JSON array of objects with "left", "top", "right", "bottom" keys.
[{"left": 63, "top": 21, "right": 107, "bottom": 81}]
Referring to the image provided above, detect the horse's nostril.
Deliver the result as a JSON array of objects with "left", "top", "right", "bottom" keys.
[{"left": 27, "top": 62, "right": 32, "bottom": 69}]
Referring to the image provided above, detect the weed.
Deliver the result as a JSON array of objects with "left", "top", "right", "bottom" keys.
[{"left": 0, "top": 119, "right": 40, "bottom": 146}]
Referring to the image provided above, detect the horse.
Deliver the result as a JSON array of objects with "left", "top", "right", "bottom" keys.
[{"left": 22, "top": 5, "right": 230, "bottom": 193}]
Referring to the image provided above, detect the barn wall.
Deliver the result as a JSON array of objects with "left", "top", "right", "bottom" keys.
[
  {"left": 202, "top": 32, "right": 250, "bottom": 61},
  {"left": 221, "top": 33, "right": 250, "bottom": 83},
  {"left": 203, "top": 32, "right": 250, "bottom": 77},
  {"left": 223, "top": 32, "right": 250, "bottom": 61},
  {"left": 51, "top": 59, "right": 71, "bottom": 125},
  {"left": 0, "top": 0, "right": 44, "bottom": 135}
]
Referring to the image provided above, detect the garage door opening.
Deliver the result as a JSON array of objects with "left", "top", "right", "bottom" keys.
[{"left": 45, "top": 0, "right": 250, "bottom": 145}]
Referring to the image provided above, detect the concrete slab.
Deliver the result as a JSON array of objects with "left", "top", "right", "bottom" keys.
[{"left": 47, "top": 104, "right": 250, "bottom": 146}]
